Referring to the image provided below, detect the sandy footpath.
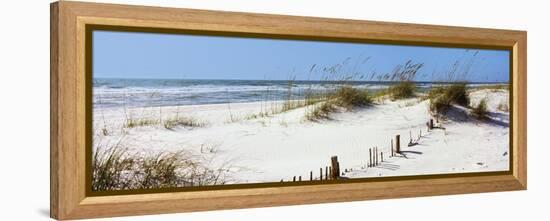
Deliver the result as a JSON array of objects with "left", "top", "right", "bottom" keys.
[{"left": 93, "top": 89, "right": 510, "bottom": 184}]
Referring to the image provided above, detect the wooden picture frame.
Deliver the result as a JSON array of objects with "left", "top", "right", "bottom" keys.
[{"left": 50, "top": 1, "right": 527, "bottom": 220}]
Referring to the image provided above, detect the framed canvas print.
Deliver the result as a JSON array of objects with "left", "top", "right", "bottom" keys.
[{"left": 50, "top": 1, "right": 527, "bottom": 220}]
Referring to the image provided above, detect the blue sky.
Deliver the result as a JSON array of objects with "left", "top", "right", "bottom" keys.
[{"left": 93, "top": 30, "right": 510, "bottom": 82}]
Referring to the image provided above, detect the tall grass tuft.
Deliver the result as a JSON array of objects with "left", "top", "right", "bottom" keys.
[
  {"left": 92, "top": 139, "right": 136, "bottom": 191},
  {"left": 334, "top": 86, "right": 371, "bottom": 109},
  {"left": 497, "top": 100, "right": 509, "bottom": 112},
  {"left": 428, "top": 50, "right": 481, "bottom": 115},
  {"left": 163, "top": 116, "right": 206, "bottom": 129},
  {"left": 429, "top": 83, "right": 469, "bottom": 114},
  {"left": 388, "top": 81, "right": 416, "bottom": 100},
  {"left": 92, "top": 139, "right": 231, "bottom": 191},
  {"left": 305, "top": 101, "right": 337, "bottom": 121},
  {"left": 305, "top": 86, "right": 371, "bottom": 121},
  {"left": 282, "top": 76, "right": 297, "bottom": 112},
  {"left": 471, "top": 98, "right": 488, "bottom": 119},
  {"left": 385, "top": 60, "right": 423, "bottom": 100},
  {"left": 124, "top": 117, "right": 159, "bottom": 128},
  {"left": 137, "top": 151, "right": 192, "bottom": 189}
]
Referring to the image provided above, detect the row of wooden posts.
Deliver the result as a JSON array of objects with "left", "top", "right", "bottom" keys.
[
  {"left": 368, "top": 147, "right": 383, "bottom": 167},
  {"left": 283, "top": 156, "right": 342, "bottom": 182},
  {"left": 282, "top": 119, "right": 437, "bottom": 182}
]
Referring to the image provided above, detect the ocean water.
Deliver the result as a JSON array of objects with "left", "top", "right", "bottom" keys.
[{"left": 92, "top": 78, "right": 498, "bottom": 109}]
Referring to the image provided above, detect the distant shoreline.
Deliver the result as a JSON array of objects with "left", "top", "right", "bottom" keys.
[{"left": 93, "top": 79, "right": 509, "bottom": 109}]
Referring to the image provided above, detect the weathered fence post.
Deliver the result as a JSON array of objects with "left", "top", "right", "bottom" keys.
[
  {"left": 396, "top": 135, "right": 401, "bottom": 153},
  {"left": 331, "top": 156, "right": 340, "bottom": 180},
  {"left": 369, "top": 148, "right": 372, "bottom": 167},
  {"left": 325, "top": 166, "right": 328, "bottom": 180},
  {"left": 378, "top": 147, "right": 380, "bottom": 164},
  {"left": 293, "top": 176, "right": 296, "bottom": 182},
  {"left": 391, "top": 139, "right": 394, "bottom": 157},
  {"left": 376, "top": 147, "right": 379, "bottom": 165},
  {"left": 320, "top": 168, "right": 323, "bottom": 181},
  {"left": 299, "top": 176, "right": 302, "bottom": 182},
  {"left": 310, "top": 171, "right": 313, "bottom": 181},
  {"left": 329, "top": 166, "right": 332, "bottom": 180},
  {"left": 375, "top": 147, "right": 377, "bottom": 165},
  {"left": 373, "top": 147, "right": 376, "bottom": 166},
  {"left": 372, "top": 147, "right": 377, "bottom": 167},
  {"left": 429, "top": 119, "right": 434, "bottom": 130}
]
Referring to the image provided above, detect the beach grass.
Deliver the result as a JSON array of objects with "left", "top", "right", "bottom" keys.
[
  {"left": 305, "top": 101, "right": 337, "bottom": 121},
  {"left": 137, "top": 150, "right": 193, "bottom": 189},
  {"left": 282, "top": 77, "right": 297, "bottom": 112},
  {"left": 92, "top": 139, "right": 229, "bottom": 191},
  {"left": 333, "top": 86, "right": 371, "bottom": 109},
  {"left": 429, "top": 83, "right": 469, "bottom": 114},
  {"left": 305, "top": 86, "right": 371, "bottom": 121},
  {"left": 497, "top": 100, "right": 509, "bottom": 112},
  {"left": 163, "top": 115, "right": 206, "bottom": 129},
  {"left": 92, "top": 140, "right": 136, "bottom": 191},
  {"left": 125, "top": 117, "right": 160, "bottom": 128},
  {"left": 383, "top": 60, "right": 423, "bottom": 100},
  {"left": 388, "top": 81, "right": 416, "bottom": 100},
  {"left": 471, "top": 98, "right": 488, "bottom": 119}
]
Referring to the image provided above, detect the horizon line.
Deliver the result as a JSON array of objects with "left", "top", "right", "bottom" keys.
[{"left": 92, "top": 77, "right": 509, "bottom": 84}]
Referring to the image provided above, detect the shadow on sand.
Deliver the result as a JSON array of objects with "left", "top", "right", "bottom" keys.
[
  {"left": 376, "top": 163, "right": 401, "bottom": 171},
  {"left": 444, "top": 105, "right": 509, "bottom": 127},
  {"left": 400, "top": 150, "right": 423, "bottom": 155}
]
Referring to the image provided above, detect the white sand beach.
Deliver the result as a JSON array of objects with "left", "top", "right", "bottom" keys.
[{"left": 93, "top": 88, "right": 510, "bottom": 184}]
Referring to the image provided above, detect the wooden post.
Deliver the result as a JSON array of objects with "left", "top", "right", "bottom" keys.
[
  {"left": 373, "top": 147, "right": 376, "bottom": 166},
  {"left": 369, "top": 148, "right": 372, "bottom": 167},
  {"left": 299, "top": 176, "right": 302, "bottom": 182},
  {"left": 429, "top": 119, "right": 434, "bottom": 129},
  {"left": 376, "top": 147, "right": 379, "bottom": 165},
  {"left": 310, "top": 171, "right": 313, "bottom": 181},
  {"left": 372, "top": 147, "right": 376, "bottom": 167},
  {"left": 378, "top": 147, "right": 380, "bottom": 164},
  {"left": 325, "top": 166, "right": 328, "bottom": 180},
  {"left": 293, "top": 176, "right": 296, "bottom": 182},
  {"left": 329, "top": 166, "right": 332, "bottom": 180},
  {"left": 377, "top": 147, "right": 379, "bottom": 165},
  {"left": 320, "top": 168, "right": 323, "bottom": 181},
  {"left": 331, "top": 156, "right": 340, "bottom": 180},
  {"left": 375, "top": 147, "right": 378, "bottom": 166},
  {"left": 381, "top": 152, "right": 384, "bottom": 162},
  {"left": 396, "top": 135, "right": 401, "bottom": 153},
  {"left": 391, "top": 139, "right": 394, "bottom": 157}
]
